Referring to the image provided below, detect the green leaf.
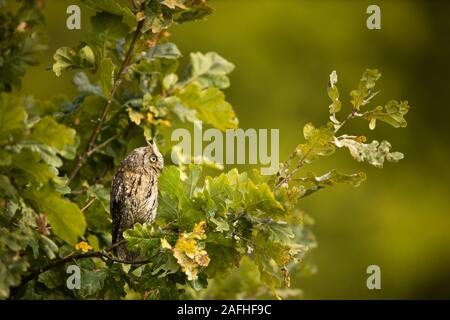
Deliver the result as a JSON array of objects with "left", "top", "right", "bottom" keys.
[
  {"left": 364, "top": 100, "right": 410, "bottom": 130},
  {"left": 52, "top": 46, "right": 96, "bottom": 77},
  {"left": 84, "top": 200, "right": 111, "bottom": 230},
  {"left": 101, "top": 264, "right": 126, "bottom": 299},
  {"left": 0, "top": 28, "right": 47, "bottom": 92},
  {"left": 141, "top": 6, "right": 173, "bottom": 34},
  {"left": 124, "top": 223, "right": 160, "bottom": 257},
  {"left": 253, "top": 219, "right": 294, "bottom": 246},
  {"left": 0, "top": 175, "right": 17, "bottom": 199},
  {"left": 151, "top": 251, "right": 180, "bottom": 278},
  {"left": 163, "top": 73, "right": 179, "bottom": 90},
  {"left": 157, "top": 190, "right": 179, "bottom": 223},
  {"left": 293, "top": 170, "right": 367, "bottom": 198},
  {"left": 147, "top": 42, "right": 182, "bottom": 60},
  {"left": 10, "top": 141, "right": 63, "bottom": 167},
  {"left": 24, "top": 188, "right": 87, "bottom": 245},
  {"left": 83, "top": 184, "right": 111, "bottom": 231},
  {"left": 127, "top": 107, "right": 145, "bottom": 125},
  {"left": 132, "top": 54, "right": 180, "bottom": 77},
  {"left": 90, "top": 11, "right": 130, "bottom": 54},
  {"left": 52, "top": 47, "right": 77, "bottom": 77},
  {"left": 85, "top": 184, "right": 110, "bottom": 211},
  {"left": 187, "top": 52, "right": 235, "bottom": 89},
  {"left": 28, "top": 116, "right": 77, "bottom": 158},
  {"left": 40, "top": 235, "right": 59, "bottom": 260},
  {"left": 0, "top": 228, "right": 25, "bottom": 251},
  {"left": 77, "top": 268, "right": 108, "bottom": 298},
  {"left": 204, "top": 243, "right": 239, "bottom": 278},
  {"left": 252, "top": 233, "right": 289, "bottom": 290},
  {"left": 0, "top": 93, "right": 26, "bottom": 144},
  {"left": 38, "top": 269, "right": 64, "bottom": 290},
  {"left": 0, "top": 248, "right": 29, "bottom": 299},
  {"left": 327, "top": 70, "right": 341, "bottom": 114},
  {"left": 157, "top": 166, "right": 204, "bottom": 229},
  {"left": 81, "top": 0, "right": 136, "bottom": 25},
  {"left": 177, "top": 83, "right": 238, "bottom": 131},
  {"left": 296, "top": 122, "right": 335, "bottom": 164},
  {"left": 99, "top": 58, "right": 115, "bottom": 96},
  {"left": 209, "top": 217, "right": 229, "bottom": 233},
  {"left": 246, "top": 181, "right": 285, "bottom": 216},
  {"left": 201, "top": 168, "right": 284, "bottom": 220},
  {"left": 79, "top": 45, "right": 96, "bottom": 66},
  {"left": 73, "top": 72, "right": 102, "bottom": 96},
  {"left": 186, "top": 164, "right": 202, "bottom": 197},
  {"left": 202, "top": 174, "right": 232, "bottom": 215},
  {"left": 350, "top": 69, "right": 381, "bottom": 110},
  {"left": 174, "top": 0, "right": 214, "bottom": 23},
  {"left": 310, "top": 170, "right": 366, "bottom": 187},
  {"left": 161, "top": 0, "right": 186, "bottom": 9},
  {"left": 335, "top": 138, "right": 404, "bottom": 168},
  {"left": 158, "top": 166, "right": 191, "bottom": 209},
  {"left": 11, "top": 149, "right": 59, "bottom": 186},
  {"left": 172, "top": 103, "right": 198, "bottom": 122},
  {"left": 87, "top": 235, "right": 100, "bottom": 251}
]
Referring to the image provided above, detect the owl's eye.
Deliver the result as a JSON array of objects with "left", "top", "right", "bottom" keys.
[{"left": 150, "top": 155, "right": 157, "bottom": 162}]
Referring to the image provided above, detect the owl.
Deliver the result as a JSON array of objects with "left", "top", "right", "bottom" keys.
[{"left": 110, "top": 141, "right": 164, "bottom": 260}]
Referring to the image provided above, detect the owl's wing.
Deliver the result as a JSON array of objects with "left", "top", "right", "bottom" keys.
[{"left": 110, "top": 169, "right": 125, "bottom": 245}]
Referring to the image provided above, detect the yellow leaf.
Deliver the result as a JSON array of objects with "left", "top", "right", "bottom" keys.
[
  {"left": 157, "top": 119, "right": 171, "bottom": 127},
  {"left": 160, "top": 238, "right": 172, "bottom": 250},
  {"left": 75, "top": 241, "right": 92, "bottom": 253},
  {"left": 127, "top": 107, "right": 144, "bottom": 125},
  {"left": 171, "top": 221, "right": 210, "bottom": 281}
]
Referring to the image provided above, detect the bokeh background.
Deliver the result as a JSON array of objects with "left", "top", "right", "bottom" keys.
[{"left": 21, "top": 0, "right": 450, "bottom": 299}]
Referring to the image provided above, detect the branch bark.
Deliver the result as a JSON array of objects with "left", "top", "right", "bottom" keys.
[
  {"left": 67, "top": 20, "right": 145, "bottom": 184},
  {"left": 12, "top": 240, "right": 150, "bottom": 297}
]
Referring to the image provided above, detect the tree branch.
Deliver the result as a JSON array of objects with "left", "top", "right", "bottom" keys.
[
  {"left": 274, "top": 109, "right": 358, "bottom": 190},
  {"left": 67, "top": 20, "right": 145, "bottom": 184},
  {"left": 274, "top": 145, "right": 315, "bottom": 190},
  {"left": 86, "top": 132, "right": 120, "bottom": 157},
  {"left": 13, "top": 240, "right": 150, "bottom": 295}
]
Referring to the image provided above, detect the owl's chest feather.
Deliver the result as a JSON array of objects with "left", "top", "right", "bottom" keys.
[{"left": 122, "top": 171, "right": 158, "bottom": 224}]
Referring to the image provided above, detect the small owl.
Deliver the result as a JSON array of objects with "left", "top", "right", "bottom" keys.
[{"left": 110, "top": 141, "right": 164, "bottom": 260}]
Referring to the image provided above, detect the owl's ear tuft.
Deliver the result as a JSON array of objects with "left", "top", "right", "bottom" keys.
[{"left": 146, "top": 139, "right": 161, "bottom": 155}]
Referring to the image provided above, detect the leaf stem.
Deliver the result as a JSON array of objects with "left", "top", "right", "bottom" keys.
[{"left": 80, "top": 198, "right": 96, "bottom": 212}]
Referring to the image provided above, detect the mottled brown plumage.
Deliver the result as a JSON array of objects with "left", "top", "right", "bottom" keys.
[{"left": 110, "top": 142, "right": 164, "bottom": 260}]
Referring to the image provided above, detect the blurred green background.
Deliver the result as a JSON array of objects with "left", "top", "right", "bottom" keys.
[{"left": 21, "top": 0, "right": 450, "bottom": 299}]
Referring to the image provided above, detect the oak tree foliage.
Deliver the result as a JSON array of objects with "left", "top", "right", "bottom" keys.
[{"left": 0, "top": 0, "right": 409, "bottom": 299}]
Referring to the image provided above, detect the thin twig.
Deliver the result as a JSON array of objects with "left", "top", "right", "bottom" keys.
[
  {"left": 80, "top": 198, "right": 96, "bottom": 212},
  {"left": 274, "top": 144, "right": 316, "bottom": 190},
  {"left": 86, "top": 133, "right": 120, "bottom": 157},
  {"left": 332, "top": 109, "right": 358, "bottom": 134},
  {"left": 274, "top": 109, "right": 358, "bottom": 190}
]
